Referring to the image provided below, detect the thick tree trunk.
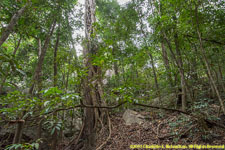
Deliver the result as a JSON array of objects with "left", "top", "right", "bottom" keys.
[
  {"left": 13, "top": 121, "right": 24, "bottom": 144},
  {"left": 75, "top": 0, "right": 108, "bottom": 149},
  {"left": 0, "top": 3, "right": 29, "bottom": 47}
]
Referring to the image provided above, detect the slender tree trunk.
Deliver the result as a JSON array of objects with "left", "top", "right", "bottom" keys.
[
  {"left": 218, "top": 65, "right": 225, "bottom": 92},
  {"left": 0, "top": 3, "right": 29, "bottom": 47},
  {"left": 29, "top": 20, "right": 56, "bottom": 94},
  {"left": 112, "top": 46, "right": 119, "bottom": 77},
  {"left": 13, "top": 36, "right": 22, "bottom": 55},
  {"left": 53, "top": 30, "right": 60, "bottom": 87},
  {"left": 148, "top": 52, "right": 161, "bottom": 104},
  {"left": 161, "top": 42, "right": 173, "bottom": 87},
  {"left": 38, "top": 39, "right": 42, "bottom": 58},
  {"left": 163, "top": 34, "right": 188, "bottom": 111},
  {"left": 28, "top": 20, "right": 56, "bottom": 150},
  {"left": 173, "top": 30, "right": 187, "bottom": 112},
  {"left": 51, "top": 27, "right": 60, "bottom": 150},
  {"left": 195, "top": 4, "right": 225, "bottom": 115}
]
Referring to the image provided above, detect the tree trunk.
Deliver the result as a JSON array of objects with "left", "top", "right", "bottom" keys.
[
  {"left": 218, "top": 65, "right": 225, "bottom": 93},
  {"left": 195, "top": 4, "right": 225, "bottom": 115},
  {"left": 53, "top": 29, "right": 60, "bottom": 87},
  {"left": 13, "top": 121, "right": 24, "bottom": 144},
  {"left": 29, "top": 20, "right": 56, "bottom": 95},
  {"left": 13, "top": 36, "right": 22, "bottom": 55},
  {"left": 51, "top": 27, "right": 60, "bottom": 150},
  {"left": 163, "top": 33, "right": 188, "bottom": 111},
  {"left": 0, "top": 3, "right": 29, "bottom": 47},
  {"left": 173, "top": 30, "right": 187, "bottom": 112},
  {"left": 38, "top": 39, "right": 42, "bottom": 58},
  {"left": 75, "top": 0, "right": 108, "bottom": 149},
  {"left": 148, "top": 52, "right": 161, "bottom": 104},
  {"left": 161, "top": 42, "right": 173, "bottom": 87}
]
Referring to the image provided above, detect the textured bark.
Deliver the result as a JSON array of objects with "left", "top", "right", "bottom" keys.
[
  {"left": 76, "top": 0, "right": 108, "bottom": 149},
  {"left": 13, "top": 121, "right": 24, "bottom": 144},
  {"left": 0, "top": 3, "right": 29, "bottom": 47},
  {"left": 80, "top": 0, "right": 98, "bottom": 149}
]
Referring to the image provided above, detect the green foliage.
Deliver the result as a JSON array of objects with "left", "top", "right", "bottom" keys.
[
  {"left": 0, "top": 91, "right": 37, "bottom": 119},
  {"left": 5, "top": 140, "right": 41, "bottom": 150}
]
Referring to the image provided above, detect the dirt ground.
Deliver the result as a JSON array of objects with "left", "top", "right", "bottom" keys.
[{"left": 96, "top": 111, "right": 225, "bottom": 150}]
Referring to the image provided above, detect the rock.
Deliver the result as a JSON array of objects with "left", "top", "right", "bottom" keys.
[
  {"left": 151, "top": 93, "right": 176, "bottom": 106},
  {"left": 74, "top": 118, "right": 82, "bottom": 131},
  {"left": 64, "top": 118, "right": 82, "bottom": 138},
  {"left": 122, "top": 109, "right": 145, "bottom": 125}
]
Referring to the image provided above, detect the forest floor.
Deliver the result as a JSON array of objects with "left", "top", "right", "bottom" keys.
[{"left": 96, "top": 110, "right": 225, "bottom": 150}]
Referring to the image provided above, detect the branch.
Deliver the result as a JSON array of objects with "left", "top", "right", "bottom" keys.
[
  {"left": 133, "top": 102, "right": 188, "bottom": 115},
  {"left": 133, "top": 102, "right": 225, "bottom": 130},
  {"left": 28, "top": 101, "right": 128, "bottom": 121},
  {"left": 185, "top": 34, "right": 225, "bottom": 45}
]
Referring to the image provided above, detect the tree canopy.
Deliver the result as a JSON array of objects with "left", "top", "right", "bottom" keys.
[{"left": 0, "top": 0, "right": 225, "bottom": 149}]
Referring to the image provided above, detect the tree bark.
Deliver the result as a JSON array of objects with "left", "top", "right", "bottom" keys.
[
  {"left": 13, "top": 121, "right": 24, "bottom": 144},
  {"left": 75, "top": 0, "right": 108, "bottom": 149},
  {"left": 0, "top": 3, "right": 29, "bottom": 47}
]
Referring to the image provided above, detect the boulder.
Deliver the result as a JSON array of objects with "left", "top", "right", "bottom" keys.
[
  {"left": 151, "top": 93, "right": 176, "bottom": 106},
  {"left": 122, "top": 109, "right": 145, "bottom": 125}
]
